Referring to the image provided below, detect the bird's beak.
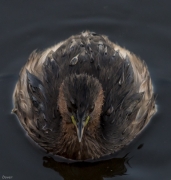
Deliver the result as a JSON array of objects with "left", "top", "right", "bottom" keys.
[
  {"left": 76, "top": 113, "right": 85, "bottom": 143},
  {"left": 76, "top": 121, "right": 84, "bottom": 143}
]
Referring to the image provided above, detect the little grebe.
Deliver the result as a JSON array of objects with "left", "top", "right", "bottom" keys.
[{"left": 13, "top": 31, "right": 156, "bottom": 160}]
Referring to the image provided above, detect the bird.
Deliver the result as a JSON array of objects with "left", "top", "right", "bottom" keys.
[{"left": 12, "top": 31, "right": 156, "bottom": 160}]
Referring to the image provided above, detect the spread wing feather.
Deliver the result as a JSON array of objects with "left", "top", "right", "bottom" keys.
[
  {"left": 14, "top": 51, "right": 61, "bottom": 151},
  {"left": 13, "top": 31, "right": 156, "bottom": 155}
]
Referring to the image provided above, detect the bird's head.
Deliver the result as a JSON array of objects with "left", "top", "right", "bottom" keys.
[{"left": 58, "top": 74, "right": 104, "bottom": 142}]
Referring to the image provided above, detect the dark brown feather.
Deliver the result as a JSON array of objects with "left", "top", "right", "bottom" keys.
[{"left": 13, "top": 31, "right": 156, "bottom": 160}]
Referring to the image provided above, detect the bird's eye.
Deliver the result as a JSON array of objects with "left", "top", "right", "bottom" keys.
[
  {"left": 72, "top": 103, "right": 77, "bottom": 110},
  {"left": 67, "top": 105, "right": 72, "bottom": 113},
  {"left": 89, "top": 104, "right": 94, "bottom": 113},
  {"left": 70, "top": 98, "right": 77, "bottom": 110},
  {"left": 70, "top": 98, "right": 75, "bottom": 105}
]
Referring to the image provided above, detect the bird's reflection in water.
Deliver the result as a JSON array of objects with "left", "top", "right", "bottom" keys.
[{"left": 43, "top": 154, "right": 130, "bottom": 180}]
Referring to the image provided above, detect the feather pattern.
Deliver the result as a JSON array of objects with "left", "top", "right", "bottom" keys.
[{"left": 13, "top": 31, "right": 156, "bottom": 160}]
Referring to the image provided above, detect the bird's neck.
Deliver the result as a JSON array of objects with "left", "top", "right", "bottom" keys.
[
  {"left": 56, "top": 87, "right": 105, "bottom": 160},
  {"left": 56, "top": 118, "right": 104, "bottom": 160},
  {"left": 56, "top": 76, "right": 105, "bottom": 159}
]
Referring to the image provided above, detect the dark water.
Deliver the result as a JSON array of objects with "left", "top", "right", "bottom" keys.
[{"left": 0, "top": 0, "right": 171, "bottom": 179}]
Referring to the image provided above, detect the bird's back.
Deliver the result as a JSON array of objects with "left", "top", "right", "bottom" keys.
[{"left": 13, "top": 31, "right": 156, "bottom": 159}]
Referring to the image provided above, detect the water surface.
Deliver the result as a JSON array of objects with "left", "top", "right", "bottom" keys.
[{"left": 0, "top": 0, "right": 171, "bottom": 179}]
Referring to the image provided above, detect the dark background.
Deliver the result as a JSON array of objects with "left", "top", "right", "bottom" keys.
[{"left": 0, "top": 0, "right": 171, "bottom": 180}]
